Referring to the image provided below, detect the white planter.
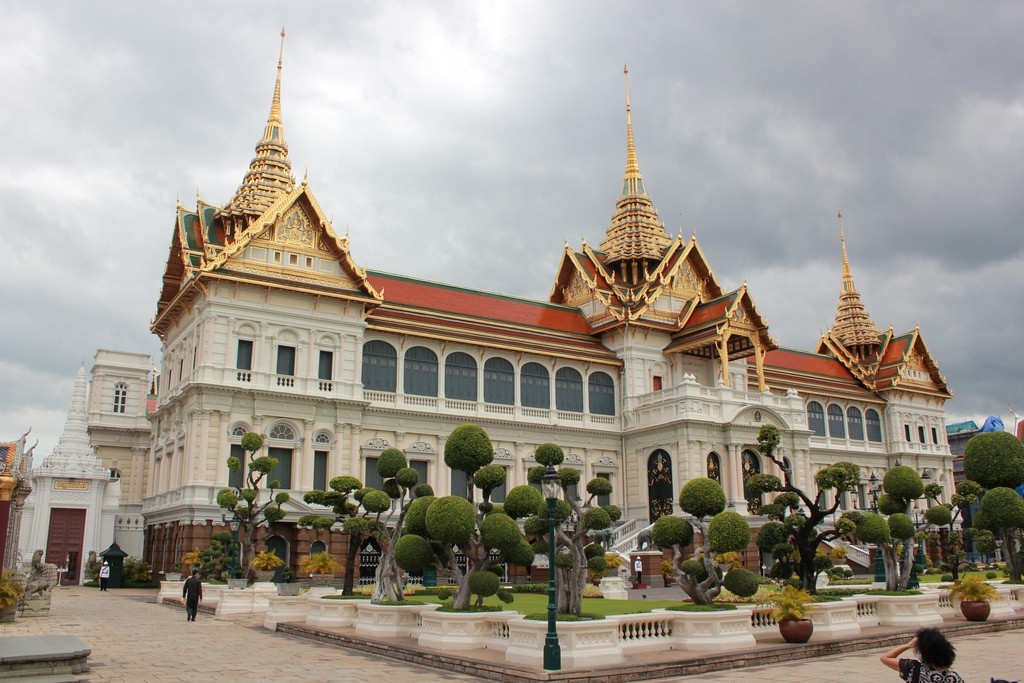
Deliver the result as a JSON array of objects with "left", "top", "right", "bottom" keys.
[
  {"left": 418, "top": 610, "right": 518, "bottom": 651},
  {"left": 504, "top": 617, "right": 622, "bottom": 669},
  {"left": 599, "top": 576, "right": 628, "bottom": 600},
  {"left": 354, "top": 602, "right": 440, "bottom": 638},
  {"left": 216, "top": 587, "right": 255, "bottom": 616},
  {"left": 306, "top": 597, "right": 367, "bottom": 628},
  {"left": 156, "top": 579, "right": 184, "bottom": 604},
  {"left": 872, "top": 593, "right": 943, "bottom": 627},
  {"left": 264, "top": 595, "right": 310, "bottom": 630},
  {"left": 666, "top": 606, "right": 756, "bottom": 651},
  {"left": 807, "top": 599, "right": 861, "bottom": 639}
]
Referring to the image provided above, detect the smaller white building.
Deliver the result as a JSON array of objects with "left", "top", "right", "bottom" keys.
[{"left": 20, "top": 365, "right": 121, "bottom": 584}]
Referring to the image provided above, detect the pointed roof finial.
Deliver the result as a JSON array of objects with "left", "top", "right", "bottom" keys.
[
  {"left": 219, "top": 29, "right": 296, "bottom": 219},
  {"left": 599, "top": 67, "right": 671, "bottom": 264},
  {"left": 829, "top": 214, "right": 881, "bottom": 359}
]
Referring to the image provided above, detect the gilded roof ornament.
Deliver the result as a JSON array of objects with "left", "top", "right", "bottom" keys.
[
  {"left": 829, "top": 213, "right": 881, "bottom": 360},
  {"left": 219, "top": 28, "right": 296, "bottom": 220},
  {"left": 598, "top": 66, "right": 672, "bottom": 266}
]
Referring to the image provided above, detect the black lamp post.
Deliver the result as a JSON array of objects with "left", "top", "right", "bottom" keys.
[
  {"left": 868, "top": 473, "right": 885, "bottom": 583},
  {"left": 541, "top": 464, "right": 561, "bottom": 671},
  {"left": 222, "top": 513, "right": 241, "bottom": 579}
]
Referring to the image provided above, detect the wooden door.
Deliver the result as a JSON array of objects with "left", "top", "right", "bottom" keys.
[{"left": 46, "top": 508, "right": 87, "bottom": 584}]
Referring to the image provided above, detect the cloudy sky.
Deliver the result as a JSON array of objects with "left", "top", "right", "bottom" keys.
[{"left": 2, "top": 2, "right": 1022, "bottom": 459}]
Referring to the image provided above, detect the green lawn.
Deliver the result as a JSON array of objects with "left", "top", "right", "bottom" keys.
[{"left": 917, "top": 570, "right": 1002, "bottom": 584}]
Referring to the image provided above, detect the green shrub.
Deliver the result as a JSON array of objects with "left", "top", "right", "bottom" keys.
[
  {"left": 532, "top": 442, "right": 565, "bottom": 468},
  {"left": 444, "top": 424, "right": 494, "bottom": 474},
  {"left": 963, "top": 431, "right": 1024, "bottom": 489},
  {"left": 679, "top": 478, "right": 727, "bottom": 519},
  {"left": 722, "top": 568, "right": 759, "bottom": 598},
  {"left": 468, "top": 570, "right": 500, "bottom": 598},
  {"left": 666, "top": 603, "right": 738, "bottom": 612},
  {"left": 941, "top": 574, "right": 954, "bottom": 582},
  {"left": 652, "top": 515, "right": 694, "bottom": 549},
  {"left": 707, "top": 511, "right": 751, "bottom": 553},
  {"left": 425, "top": 496, "right": 477, "bottom": 545},
  {"left": 680, "top": 559, "right": 708, "bottom": 581},
  {"left": 985, "top": 571, "right": 998, "bottom": 580},
  {"left": 394, "top": 467, "right": 419, "bottom": 489},
  {"left": 377, "top": 448, "right": 408, "bottom": 478},
  {"left": 511, "top": 583, "right": 548, "bottom": 594}
]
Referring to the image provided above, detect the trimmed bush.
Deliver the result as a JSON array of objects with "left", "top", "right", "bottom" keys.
[
  {"left": 679, "top": 478, "right": 727, "bottom": 519},
  {"left": 707, "top": 511, "right": 751, "bottom": 553},
  {"left": 474, "top": 464, "right": 507, "bottom": 494},
  {"left": 393, "top": 534, "right": 434, "bottom": 572},
  {"left": 652, "top": 515, "right": 694, "bottom": 549},
  {"left": 722, "top": 567, "right": 759, "bottom": 598},
  {"left": 468, "top": 570, "right": 500, "bottom": 598},
  {"left": 480, "top": 512, "right": 521, "bottom": 553},
  {"left": 963, "top": 431, "right": 1024, "bottom": 489},
  {"left": 377, "top": 448, "right": 408, "bottom": 478},
  {"left": 503, "top": 485, "right": 544, "bottom": 519},
  {"left": 444, "top": 424, "right": 494, "bottom": 474},
  {"left": 394, "top": 467, "right": 419, "bottom": 489},
  {"left": 533, "top": 443, "right": 565, "bottom": 468},
  {"left": 425, "top": 496, "right": 477, "bottom": 545}
]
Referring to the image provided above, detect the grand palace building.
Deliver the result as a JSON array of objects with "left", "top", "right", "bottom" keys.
[{"left": 58, "top": 45, "right": 955, "bottom": 578}]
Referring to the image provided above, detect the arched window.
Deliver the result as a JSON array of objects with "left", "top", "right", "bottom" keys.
[
  {"left": 520, "top": 362, "right": 549, "bottom": 409},
  {"left": 361, "top": 340, "right": 397, "bottom": 392},
  {"left": 866, "top": 409, "right": 882, "bottom": 442},
  {"left": 847, "top": 407, "right": 864, "bottom": 441},
  {"left": 742, "top": 450, "right": 762, "bottom": 514},
  {"left": 113, "top": 382, "right": 128, "bottom": 414},
  {"left": 827, "top": 404, "right": 846, "bottom": 439},
  {"left": 310, "top": 540, "right": 327, "bottom": 555},
  {"left": 555, "top": 367, "right": 583, "bottom": 413},
  {"left": 807, "top": 401, "right": 826, "bottom": 437},
  {"left": 483, "top": 357, "right": 514, "bottom": 405},
  {"left": 444, "top": 352, "right": 477, "bottom": 401},
  {"left": 706, "top": 452, "right": 721, "bottom": 483},
  {"left": 403, "top": 346, "right": 438, "bottom": 397},
  {"left": 588, "top": 371, "right": 615, "bottom": 416},
  {"left": 269, "top": 423, "right": 296, "bottom": 440}
]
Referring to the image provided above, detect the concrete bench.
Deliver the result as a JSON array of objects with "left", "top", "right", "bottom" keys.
[{"left": 0, "top": 635, "right": 90, "bottom": 680}]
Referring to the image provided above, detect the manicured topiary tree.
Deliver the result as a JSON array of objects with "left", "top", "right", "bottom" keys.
[
  {"left": 652, "top": 477, "right": 755, "bottom": 604},
  {"left": 298, "top": 475, "right": 364, "bottom": 594},
  {"left": 744, "top": 424, "right": 858, "bottom": 593},
  {"left": 517, "top": 442, "right": 621, "bottom": 615},
  {"left": 962, "top": 431, "right": 1024, "bottom": 581},
  {"left": 216, "top": 432, "right": 290, "bottom": 578},
  {"left": 923, "top": 479, "right": 981, "bottom": 582},
  {"left": 394, "top": 424, "right": 534, "bottom": 611},
  {"left": 852, "top": 464, "right": 926, "bottom": 591}
]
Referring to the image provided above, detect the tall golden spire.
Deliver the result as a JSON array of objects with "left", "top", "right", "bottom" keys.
[
  {"left": 220, "top": 28, "right": 296, "bottom": 220},
  {"left": 599, "top": 66, "right": 671, "bottom": 270},
  {"left": 830, "top": 212, "right": 881, "bottom": 360}
]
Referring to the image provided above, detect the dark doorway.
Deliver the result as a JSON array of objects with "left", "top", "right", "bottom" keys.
[{"left": 647, "top": 450, "right": 674, "bottom": 522}]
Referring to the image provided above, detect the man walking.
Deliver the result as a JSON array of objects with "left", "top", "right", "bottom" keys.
[{"left": 182, "top": 569, "right": 203, "bottom": 621}]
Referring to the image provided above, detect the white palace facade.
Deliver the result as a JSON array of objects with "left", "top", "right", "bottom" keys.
[{"left": 123, "top": 49, "right": 954, "bottom": 575}]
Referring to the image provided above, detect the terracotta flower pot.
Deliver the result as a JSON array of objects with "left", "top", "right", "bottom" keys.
[
  {"left": 959, "top": 600, "right": 990, "bottom": 622},
  {"left": 778, "top": 618, "right": 813, "bottom": 643}
]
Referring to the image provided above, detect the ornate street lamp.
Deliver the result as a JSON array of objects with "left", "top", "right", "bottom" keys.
[
  {"left": 541, "top": 464, "right": 561, "bottom": 671},
  {"left": 221, "top": 513, "right": 242, "bottom": 579},
  {"left": 868, "top": 473, "right": 886, "bottom": 583}
]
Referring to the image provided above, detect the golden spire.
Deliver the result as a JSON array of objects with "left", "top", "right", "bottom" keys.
[
  {"left": 830, "top": 212, "right": 881, "bottom": 360},
  {"left": 220, "top": 28, "right": 296, "bottom": 219},
  {"left": 599, "top": 66, "right": 671, "bottom": 270}
]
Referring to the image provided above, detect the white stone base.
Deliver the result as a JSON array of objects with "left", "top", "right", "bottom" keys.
[
  {"left": 354, "top": 602, "right": 439, "bottom": 638},
  {"left": 418, "top": 610, "right": 517, "bottom": 651},
  {"left": 807, "top": 599, "right": 861, "bottom": 638},
  {"left": 306, "top": 597, "right": 367, "bottom": 628},
  {"left": 156, "top": 580, "right": 184, "bottom": 605},
  {"left": 667, "top": 607, "right": 756, "bottom": 651},
  {"left": 599, "top": 576, "right": 628, "bottom": 600},
  {"left": 873, "top": 594, "right": 943, "bottom": 627},
  {"left": 264, "top": 595, "right": 311, "bottom": 630}
]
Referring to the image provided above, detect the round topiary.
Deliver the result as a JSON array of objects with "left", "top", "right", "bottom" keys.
[
  {"left": 651, "top": 515, "right": 694, "bottom": 549},
  {"left": 554, "top": 552, "right": 574, "bottom": 569},
  {"left": 505, "top": 541, "right": 536, "bottom": 567},
  {"left": 533, "top": 443, "right": 565, "bottom": 468},
  {"left": 329, "top": 475, "right": 363, "bottom": 494},
  {"left": 361, "top": 488, "right": 392, "bottom": 514},
  {"left": 413, "top": 483, "right": 435, "bottom": 498},
  {"left": 474, "top": 464, "right": 507, "bottom": 494},
  {"left": 602, "top": 504, "right": 622, "bottom": 524},
  {"left": 583, "top": 543, "right": 605, "bottom": 560},
  {"left": 425, "top": 496, "right": 477, "bottom": 545},
  {"left": 679, "top": 478, "right": 727, "bottom": 519},
  {"left": 940, "top": 573, "right": 954, "bottom": 582},
  {"left": 964, "top": 431, "right": 1024, "bottom": 490},
  {"left": 468, "top": 570, "right": 500, "bottom": 598},
  {"left": 774, "top": 491, "right": 801, "bottom": 510},
  {"left": 559, "top": 468, "right": 581, "bottom": 489},
  {"left": 394, "top": 534, "right": 434, "bottom": 572},
  {"left": 883, "top": 465, "right": 924, "bottom": 503},
  {"left": 586, "top": 477, "right": 613, "bottom": 498},
  {"left": 887, "top": 513, "right": 915, "bottom": 540},
  {"left": 377, "top": 448, "right": 408, "bottom": 479},
  {"left": 924, "top": 505, "right": 952, "bottom": 527},
  {"left": 722, "top": 567, "right": 759, "bottom": 598},
  {"left": 855, "top": 512, "right": 890, "bottom": 544},
  {"left": 582, "top": 506, "right": 611, "bottom": 531},
  {"left": 480, "top": 513, "right": 522, "bottom": 553},
  {"left": 756, "top": 521, "right": 790, "bottom": 554},
  {"left": 504, "top": 485, "right": 545, "bottom": 520},
  {"left": 444, "top": 424, "right": 494, "bottom": 474},
  {"left": 707, "top": 511, "right": 751, "bottom": 553},
  {"left": 587, "top": 555, "right": 607, "bottom": 573},
  {"left": 241, "top": 432, "right": 264, "bottom": 453},
  {"left": 394, "top": 467, "right": 419, "bottom": 489},
  {"left": 680, "top": 558, "right": 708, "bottom": 581},
  {"left": 226, "top": 456, "right": 241, "bottom": 473},
  {"left": 524, "top": 515, "right": 548, "bottom": 537},
  {"left": 404, "top": 495, "right": 436, "bottom": 536},
  {"left": 381, "top": 479, "right": 402, "bottom": 499},
  {"left": 877, "top": 493, "right": 907, "bottom": 516},
  {"left": 980, "top": 487, "right": 1024, "bottom": 529}
]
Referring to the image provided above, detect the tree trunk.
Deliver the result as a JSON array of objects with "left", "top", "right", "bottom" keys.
[
  {"left": 882, "top": 544, "right": 899, "bottom": 591},
  {"left": 343, "top": 531, "right": 360, "bottom": 595},
  {"left": 371, "top": 534, "right": 404, "bottom": 603},
  {"left": 1002, "top": 528, "right": 1022, "bottom": 581},
  {"left": 896, "top": 539, "right": 914, "bottom": 591}
]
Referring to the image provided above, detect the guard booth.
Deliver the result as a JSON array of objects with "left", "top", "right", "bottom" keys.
[{"left": 99, "top": 542, "right": 129, "bottom": 589}]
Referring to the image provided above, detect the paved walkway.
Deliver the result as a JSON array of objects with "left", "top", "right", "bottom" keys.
[{"left": 0, "top": 586, "right": 1020, "bottom": 682}]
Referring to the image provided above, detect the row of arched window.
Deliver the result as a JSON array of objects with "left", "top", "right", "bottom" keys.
[
  {"left": 361, "top": 340, "right": 617, "bottom": 415},
  {"left": 807, "top": 401, "right": 882, "bottom": 442}
]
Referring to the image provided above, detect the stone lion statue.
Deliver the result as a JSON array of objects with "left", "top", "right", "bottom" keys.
[{"left": 24, "top": 549, "right": 58, "bottom": 600}]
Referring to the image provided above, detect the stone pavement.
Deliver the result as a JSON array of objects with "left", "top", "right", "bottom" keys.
[{"left": 0, "top": 585, "right": 1020, "bottom": 682}]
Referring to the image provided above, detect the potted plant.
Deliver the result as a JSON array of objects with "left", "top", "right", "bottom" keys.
[
  {"left": 0, "top": 571, "right": 25, "bottom": 623},
  {"left": 948, "top": 574, "right": 997, "bottom": 621},
  {"left": 300, "top": 551, "right": 340, "bottom": 585},
  {"left": 251, "top": 550, "right": 285, "bottom": 582},
  {"left": 661, "top": 559, "right": 675, "bottom": 587},
  {"left": 765, "top": 584, "right": 816, "bottom": 643},
  {"left": 181, "top": 548, "right": 202, "bottom": 573},
  {"left": 165, "top": 563, "right": 182, "bottom": 581},
  {"left": 603, "top": 553, "right": 625, "bottom": 577}
]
